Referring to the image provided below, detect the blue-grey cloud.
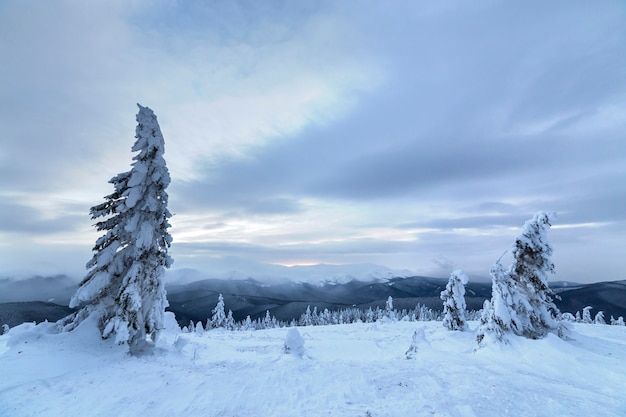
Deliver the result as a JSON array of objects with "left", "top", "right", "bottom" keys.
[
  {"left": 0, "top": 201, "right": 86, "bottom": 235},
  {"left": 1, "top": 0, "right": 625, "bottom": 283}
]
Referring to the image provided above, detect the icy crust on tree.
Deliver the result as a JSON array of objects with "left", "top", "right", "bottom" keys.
[
  {"left": 440, "top": 269, "right": 469, "bottom": 331},
  {"left": 62, "top": 104, "right": 172, "bottom": 351}
]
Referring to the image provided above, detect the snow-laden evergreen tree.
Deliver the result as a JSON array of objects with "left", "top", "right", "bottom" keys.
[
  {"left": 476, "top": 260, "right": 518, "bottom": 345},
  {"left": 209, "top": 294, "right": 226, "bottom": 329},
  {"left": 478, "top": 212, "right": 561, "bottom": 345},
  {"left": 242, "top": 315, "right": 253, "bottom": 330},
  {"left": 508, "top": 211, "right": 560, "bottom": 338},
  {"left": 311, "top": 306, "right": 320, "bottom": 325},
  {"left": 59, "top": 104, "right": 172, "bottom": 352},
  {"left": 225, "top": 310, "right": 236, "bottom": 330},
  {"left": 582, "top": 306, "right": 593, "bottom": 324},
  {"left": 385, "top": 296, "right": 396, "bottom": 320},
  {"left": 300, "top": 305, "right": 312, "bottom": 326},
  {"left": 440, "top": 269, "right": 469, "bottom": 331},
  {"left": 594, "top": 311, "right": 606, "bottom": 325},
  {"left": 195, "top": 321, "right": 204, "bottom": 334}
]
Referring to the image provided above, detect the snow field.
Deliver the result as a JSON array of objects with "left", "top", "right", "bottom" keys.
[{"left": 1, "top": 316, "right": 625, "bottom": 417}]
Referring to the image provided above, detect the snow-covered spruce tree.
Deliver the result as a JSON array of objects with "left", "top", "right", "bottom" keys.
[
  {"left": 478, "top": 212, "right": 561, "bottom": 345},
  {"left": 195, "top": 321, "right": 204, "bottom": 334},
  {"left": 209, "top": 294, "right": 226, "bottom": 329},
  {"left": 508, "top": 211, "right": 560, "bottom": 338},
  {"left": 476, "top": 260, "right": 518, "bottom": 345},
  {"left": 225, "top": 310, "right": 236, "bottom": 330},
  {"left": 300, "top": 305, "right": 312, "bottom": 326},
  {"left": 582, "top": 306, "right": 593, "bottom": 324},
  {"left": 60, "top": 104, "right": 172, "bottom": 352},
  {"left": 594, "top": 311, "right": 606, "bottom": 325},
  {"left": 440, "top": 269, "right": 469, "bottom": 331},
  {"left": 385, "top": 296, "right": 396, "bottom": 320}
]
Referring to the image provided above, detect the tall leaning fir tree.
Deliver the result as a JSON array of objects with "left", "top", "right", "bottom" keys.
[
  {"left": 477, "top": 211, "right": 561, "bottom": 346},
  {"left": 60, "top": 104, "right": 173, "bottom": 353}
]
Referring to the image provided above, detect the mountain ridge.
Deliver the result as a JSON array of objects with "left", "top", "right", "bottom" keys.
[{"left": 0, "top": 274, "right": 624, "bottom": 328}]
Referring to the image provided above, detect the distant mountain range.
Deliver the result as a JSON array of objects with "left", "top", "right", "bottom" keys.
[{"left": 0, "top": 273, "right": 624, "bottom": 328}]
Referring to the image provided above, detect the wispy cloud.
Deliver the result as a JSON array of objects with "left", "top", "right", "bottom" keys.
[{"left": 1, "top": 0, "right": 625, "bottom": 283}]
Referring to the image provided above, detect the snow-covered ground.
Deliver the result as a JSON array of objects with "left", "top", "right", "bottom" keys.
[{"left": 1, "top": 315, "right": 624, "bottom": 417}]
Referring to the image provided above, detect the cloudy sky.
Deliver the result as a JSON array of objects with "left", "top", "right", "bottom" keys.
[{"left": 1, "top": 0, "right": 624, "bottom": 283}]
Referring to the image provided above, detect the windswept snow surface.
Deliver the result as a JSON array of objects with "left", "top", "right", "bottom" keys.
[{"left": 1, "top": 315, "right": 625, "bottom": 417}]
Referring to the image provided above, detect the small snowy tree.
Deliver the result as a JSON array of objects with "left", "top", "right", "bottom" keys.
[
  {"left": 311, "top": 306, "right": 320, "bottom": 325},
  {"left": 440, "top": 269, "right": 469, "bottom": 331},
  {"left": 59, "top": 104, "right": 172, "bottom": 353},
  {"left": 195, "top": 321, "right": 204, "bottom": 334},
  {"left": 263, "top": 310, "right": 273, "bottom": 329},
  {"left": 300, "top": 305, "right": 312, "bottom": 326},
  {"left": 241, "top": 315, "right": 253, "bottom": 330},
  {"left": 385, "top": 296, "right": 395, "bottom": 320},
  {"left": 209, "top": 294, "right": 226, "bottom": 329},
  {"left": 476, "top": 260, "right": 518, "bottom": 345},
  {"left": 582, "top": 306, "right": 593, "bottom": 324},
  {"left": 594, "top": 311, "right": 606, "bottom": 325},
  {"left": 225, "top": 310, "right": 236, "bottom": 330}
]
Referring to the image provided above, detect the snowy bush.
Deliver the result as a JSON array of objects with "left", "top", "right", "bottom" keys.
[
  {"left": 582, "top": 306, "right": 593, "bottom": 324},
  {"left": 283, "top": 328, "right": 305, "bottom": 357},
  {"left": 405, "top": 327, "right": 430, "bottom": 359}
]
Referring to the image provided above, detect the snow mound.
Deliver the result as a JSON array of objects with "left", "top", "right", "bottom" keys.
[{"left": 283, "top": 327, "right": 305, "bottom": 357}]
